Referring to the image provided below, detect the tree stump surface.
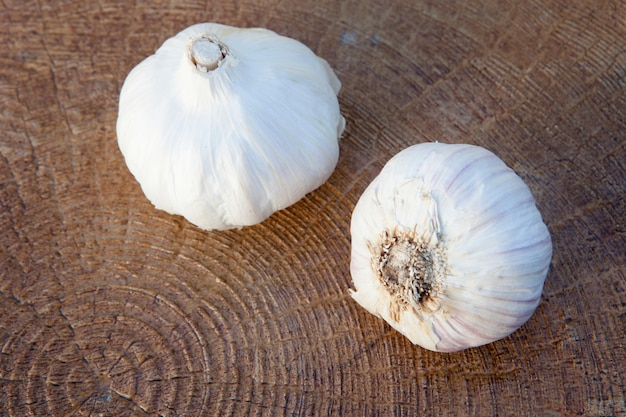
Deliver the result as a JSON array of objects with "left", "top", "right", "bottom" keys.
[{"left": 0, "top": 0, "right": 624, "bottom": 416}]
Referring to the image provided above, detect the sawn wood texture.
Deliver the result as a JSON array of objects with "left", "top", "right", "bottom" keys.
[{"left": 0, "top": 0, "right": 624, "bottom": 415}]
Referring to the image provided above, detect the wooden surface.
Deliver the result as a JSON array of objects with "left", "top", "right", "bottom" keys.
[{"left": 1, "top": 0, "right": 624, "bottom": 416}]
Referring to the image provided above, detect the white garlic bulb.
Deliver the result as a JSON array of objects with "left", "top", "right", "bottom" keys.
[
  {"left": 117, "top": 23, "right": 345, "bottom": 230},
  {"left": 350, "top": 142, "right": 552, "bottom": 352}
]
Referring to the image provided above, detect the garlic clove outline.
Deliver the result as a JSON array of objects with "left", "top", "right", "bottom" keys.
[
  {"left": 350, "top": 142, "right": 553, "bottom": 352},
  {"left": 117, "top": 23, "right": 345, "bottom": 230}
]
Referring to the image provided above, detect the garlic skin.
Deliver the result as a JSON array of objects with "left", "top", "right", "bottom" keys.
[
  {"left": 117, "top": 23, "right": 345, "bottom": 230},
  {"left": 350, "top": 142, "right": 552, "bottom": 352}
]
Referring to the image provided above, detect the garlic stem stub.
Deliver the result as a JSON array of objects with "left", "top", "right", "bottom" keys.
[
  {"left": 117, "top": 23, "right": 345, "bottom": 230},
  {"left": 350, "top": 142, "right": 553, "bottom": 352}
]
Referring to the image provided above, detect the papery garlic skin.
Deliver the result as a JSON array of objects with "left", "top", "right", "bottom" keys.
[
  {"left": 350, "top": 142, "right": 552, "bottom": 352},
  {"left": 117, "top": 23, "right": 345, "bottom": 230}
]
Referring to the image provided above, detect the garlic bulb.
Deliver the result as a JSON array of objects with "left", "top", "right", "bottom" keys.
[
  {"left": 117, "top": 23, "right": 345, "bottom": 230},
  {"left": 350, "top": 142, "right": 552, "bottom": 352}
]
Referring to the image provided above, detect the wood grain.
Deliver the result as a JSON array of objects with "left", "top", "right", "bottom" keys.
[{"left": 0, "top": 0, "right": 624, "bottom": 415}]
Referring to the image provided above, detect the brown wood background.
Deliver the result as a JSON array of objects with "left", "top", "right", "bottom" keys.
[{"left": 1, "top": 0, "right": 624, "bottom": 416}]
